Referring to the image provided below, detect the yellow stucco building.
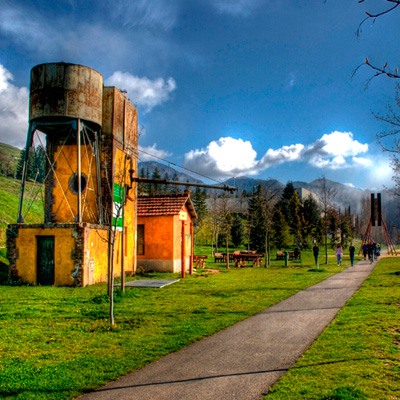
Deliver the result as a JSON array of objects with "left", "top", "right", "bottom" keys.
[
  {"left": 137, "top": 192, "right": 197, "bottom": 273},
  {"left": 7, "top": 63, "right": 138, "bottom": 286}
]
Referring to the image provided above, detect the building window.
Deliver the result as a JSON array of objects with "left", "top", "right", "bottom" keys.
[
  {"left": 68, "top": 172, "right": 88, "bottom": 195},
  {"left": 137, "top": 224, "right": 144, "bottom": 255}
]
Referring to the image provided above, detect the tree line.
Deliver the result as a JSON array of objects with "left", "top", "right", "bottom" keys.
[
  {"left": 14, "top": 146, "right": 47, "bottom": 183},
  {"left": 189, "top": 180, "right": 358, "bottom": 264}
]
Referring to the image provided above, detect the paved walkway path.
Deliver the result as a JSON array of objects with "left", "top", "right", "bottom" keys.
[{"left": 78, "top": 259, "right": 376, "bottom": 400}]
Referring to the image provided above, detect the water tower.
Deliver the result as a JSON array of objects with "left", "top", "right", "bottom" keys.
[{"left": 7, "top": 63, "right": 139, "bottom": 286}]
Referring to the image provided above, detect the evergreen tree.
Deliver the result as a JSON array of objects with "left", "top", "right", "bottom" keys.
[
  {"left": 185, "top": 179, "right": 191, "bottom": 193},
  {"left": 35, "top": 146, "right": 47, "bottom": 183},
  {"left": 230, "top": 213, "right": 245, "bottom": 247},
  {"left": 146, "top": 168, "right": 151, "bottom": 195},
  {"left": 328, "top": 209, "right": 339, "bottom": 248},
  {"left": 192, "top": 187, "right": 207, "bottom": 227},
  {"left": 271, "top": 209, "right": 291, "bottom": 249},
  {"left": 339, "top": 208, "right": 353, "bottom": 248},
  {"left": 171, "top": 171, "right": 180, "bottom": 194},
  {"left": 282, "top": 181, "right": 295, "bottom": 201},
  {"left": 151, "top": 167, "right": 161, "bottom": 194},
  {"left": 248, "top": 186, "right": 266, "bottom": 252},
  {"left": 276, "top": 181, "right": 295, "bottom": 224},
  {"left": 303, "top": 195, "right": 320, "bottom": 242},
  {"left": 314, "top": 218, "right": 324, "bottom": 245},
  {"left": 163, "top": 172, "right": 170, "bottom": 194},
  {"left": 138, "top": 167, "right": 147, "bottom": 195},
  {"left": 288, "top": 191, "right": 304, "bottom": 247},
  {"left": 16, "top": 146, "right": 36, "bottom": 181}
]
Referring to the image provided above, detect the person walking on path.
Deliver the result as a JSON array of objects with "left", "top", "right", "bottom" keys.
[
  {"left": 362, "top": 243, "right": 368, "bottom": 260},
  {"left": 313, "top": 242, "right": 319, "bottom": 267},
  {"left": 368, "top": 241, "right": 375, "bottom": 263},
  {"left": 375, "top": 244, "right": 381, "bottom": 261},
  {"left": 349, "top": 242, "right": 355, "bottom": 266},
  {"left": 335, "top": 243, "right": 343, "bottom": 266}
]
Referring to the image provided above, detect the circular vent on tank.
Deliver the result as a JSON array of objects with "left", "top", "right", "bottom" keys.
[{"left": 68, "top": 172, "right": 88, "bottom": 195}]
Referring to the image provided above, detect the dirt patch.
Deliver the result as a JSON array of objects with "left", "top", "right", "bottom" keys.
[{"left": 204, "top": 269, "right": 221, "bottom": 274}]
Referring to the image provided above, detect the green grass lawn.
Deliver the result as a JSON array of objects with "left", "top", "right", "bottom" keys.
[
  {"left": 0, "top": 175, "right": 44, "bottom": 247},
  {"left": 264, "top": 257, "right": 400, "bottom": 400},
  {"left": 0, "top": 251, "right": 351, "bottom": 400}
]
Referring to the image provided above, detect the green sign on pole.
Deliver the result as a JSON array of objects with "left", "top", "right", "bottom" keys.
[{"left": 113, "top": 183, "right": 124, "bottom": 231}]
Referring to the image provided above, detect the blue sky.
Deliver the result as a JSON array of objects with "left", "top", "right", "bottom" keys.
[{"left": 0, "top": 0, "right": 399, "bottom": 189}]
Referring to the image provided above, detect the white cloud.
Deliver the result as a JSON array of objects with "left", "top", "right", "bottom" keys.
[
  {"left": 184, "top": 137, "right": 258, "bottom": 179},
  {"left": 210, "top": 0, "right": 278, "bottom": 17},
  {"left": 184, "top": 131, "right": 372, "bottom": 180},
  {"left": 353, "top": 157, "right": 373, "bottom": 167},
  {"left": 0, "top": 64, "right": 29, "bottom": 148},
  {"left": 110, "top": 0, "right": 178, "bottom": 30},
  {"left": 306, "top": 131, "right": 370, "bottom": 170},
  {"left": 105, "top": 72, "right": 176, "bottom": 112},
  {"left": 365, "top": 157, "right": 393, "bottom": 189},
  {"left": 139, "top": 144, "right": 172, "bottom": 161},
  {"left": 319, "top": 131, "right": 368, "bottom": 157},
  {"left": 288, "top": 71, "right": 296, "bottom": 88},
  {"left": 259, "top": 144, "right": 304, "bottom": 168},
  {"left": 0, "top": 4, "right": 175, "bottom": 73}
]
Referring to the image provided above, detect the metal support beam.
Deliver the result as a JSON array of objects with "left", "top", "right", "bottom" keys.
[
  {"left": 95, "top": 130, "right": 103, "bottom": 224},
  {"left": 132, "top": 177, "right": 237, "bottom": 193},
  {"left": 77, "top": 119, "right": 82, "bottom": 223},
  {"left": 17, "top": 122, "right": 36, "bottom": 223}
]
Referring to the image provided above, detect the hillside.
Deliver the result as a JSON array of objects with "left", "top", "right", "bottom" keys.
[
  {"left": 138, "top": 161, "right": 203, "bottom": 184},
  {"left": 223, "top": 177, "right": 284, "bottom": 193},
  {"left": 0, "top": 175, "right": 44, "bottom": 247},
  {"left": 0, "top": 142, "right": 21, "bottom": 178}
]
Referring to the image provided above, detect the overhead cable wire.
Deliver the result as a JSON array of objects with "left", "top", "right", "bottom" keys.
[{"left": 138, "top": 148, "right": 224, "bottom": 185}]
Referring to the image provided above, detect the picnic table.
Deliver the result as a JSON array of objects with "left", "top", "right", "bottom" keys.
[
  {"left": 193, "top": 255, "right": 208, "bottom": 268},
  {"left": 276, "top": 250, "right": 301, "bottom": 261},
  {"left": 276, "top": 251, "right": 285, "bottom": 260},
  {"left": 233, "top": 253, "right": 264, "bottom": 268},
  {"left": 214, "top": 253, "right": 225, "bottom": 262}
]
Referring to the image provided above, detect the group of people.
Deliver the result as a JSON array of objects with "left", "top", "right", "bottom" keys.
[
  {"left": 334, "top": 243, "right": 355, "bottom": 267},
  {"left": 362, "top": 241, "right": 381, "bottom": 263},
  {"left": 312, "top": 241, "right": 380, "bottom": 267}
]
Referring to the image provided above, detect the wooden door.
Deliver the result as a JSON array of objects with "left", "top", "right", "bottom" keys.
[{"left": 37, "top": 236, "right": 55, "bottom": 285}]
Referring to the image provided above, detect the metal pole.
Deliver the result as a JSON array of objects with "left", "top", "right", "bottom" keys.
[
  {"left": 120, "top": 185, "right": 126, "bottom": 292},
  {"left": 77, "top": 119, "right": 82, "bottom": 223},
  {"left": 190, "top": 222, "right": 194, "bottom": 275},
  {"left": 17, "top": 123, "right": 35, "bottom": 223},
  {"left": 181, "top": 221, "right": 186, "bottom": 278},
  {"left": 132, "top": 177, "right": 236, "bottom": 193},
  {"left": 95, "top": 130, "right": 103, "bottom": 224}
]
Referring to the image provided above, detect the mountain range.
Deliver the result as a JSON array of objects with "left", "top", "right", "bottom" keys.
[{"left": 139, "top": 161, "right": 398, "bottom": 226}]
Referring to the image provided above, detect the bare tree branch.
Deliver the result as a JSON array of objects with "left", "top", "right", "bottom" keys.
[
  {"left": 353, "top": 1, "right": 400, "bottom": 82},
  {"left": 357, "top": 0, "right": 400, "bottom": 37}
]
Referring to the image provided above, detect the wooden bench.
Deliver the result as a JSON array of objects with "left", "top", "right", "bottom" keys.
[
  {"left": 276, "top": 251, "right": 284, "bottom": 260},
  {"left": 194, "top": 255, "right": 208, "bottom": 268},
  {"left": 289, "top": 250, "right": 301, "bottom": 260},
  {"left": 214, "top": 253, "right": 224, "bottom": 263}
]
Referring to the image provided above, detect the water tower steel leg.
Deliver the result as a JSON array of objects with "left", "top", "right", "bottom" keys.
[
  {"left": 17, "top": 122, "right": 35, "bottom": 223},
  {"left": 181, "top": 220, "right": 185, "bottom": 278},
  {"left": 382, "top": 219, "right": 397, "bottom": 255},
  {"left": 77, "top": 119, "right": 82, "bottom": 223},
  {"left": 358, "top": 219, "right": 372, "bottom": 255},
  {"left": 95, "top": 130, "right": 103, "bottom": 224}
]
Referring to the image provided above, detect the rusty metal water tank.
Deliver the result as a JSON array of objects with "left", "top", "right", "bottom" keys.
[{"left": 29, "top": 63, "right": 103, "bottom": 131}]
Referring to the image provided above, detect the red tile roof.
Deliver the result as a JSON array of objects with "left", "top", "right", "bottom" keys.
[{"left": 137, "top": 193, "right": 197, "bottom": 219}]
